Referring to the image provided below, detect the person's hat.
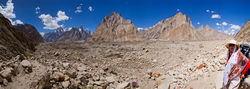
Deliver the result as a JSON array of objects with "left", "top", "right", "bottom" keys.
[{"left": 225, "top": 39, "right": 239, "bottom": 48}]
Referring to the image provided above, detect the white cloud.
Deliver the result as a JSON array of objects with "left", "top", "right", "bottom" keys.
[
  {"left": 9, "top": 19, "right": 24, "bottom": 25},
  {"left": 216, "top": 22, "right": 228, "bottom": 26},
  {"left": 39, "top": 32, "right": 45, "bottom": 37},
  {"left": 211, "top": 14, "right": 221, "bottom": 19},
  {"left": 35, "top": 6, "right": 40, "bottom": 14},
  {"left": 137, "top": 28, "right": 143, "bottom": 30},
  {"left": 197, "top": 22, "right": 200, "bottom": 25},
  {"left": 216, "top": 22, "right": 241, "bottom": 36},
  {"left": 177, "top": 9, "right": 180, "bottom": 11},
  {"left": 0, "top": 0, "right": 16, "bottom": 19},
  {"left": 56, "top": 11, "right": 69, "bottom": 21},
  {"left": 75, "top": 4, "right": 83, "bottom": 13},
  {"left": 206, "top": 9, "right": 210, "bottom": 12},
  {"left": 230, "top": 24, "right": 240, "bottom": 30},
  {"left": 0, "top": 0, "right": 25, "bottom": 25},
  {"left": 222, "top": 30, "right": 235, "bottom": 36},
  {"left": 15, "top": 19, "right": 23, "bottom": 24},
  {"left": 39, "top": 10, "right": 69, "bottom": 30},
  {"left": 88, "top": 6, "right": 93, "bottom": 12},
  {"left": 222, "top": 21, "right": 228, "bottom": 26},
  {"left": 216, "top": 22, "right": 221, "bottom": 26},
  {"left": 222, "top": 29, "right": 238, "bottom": 36},
  {"left": 211, "top": 11, "right": 215, "bottom": 13}
]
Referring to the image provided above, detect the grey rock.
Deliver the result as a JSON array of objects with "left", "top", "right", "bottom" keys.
[
  {"left": 52, "top": 72, "right": 65, "bottom": 81},
  {"left": 62, "top": 81, "right": 70, "bottom": 88},
  {"left": 3, "top": 79, "right": 8, "bottom": 86},
  {"left": 0, "top": 68, "right": 13, "bottom": 81},
  {"left": 20, "top": 60, "right": 32, "bottom": 73},
  {"left": 62, "top": 63, "right": 70, "bottom": 68},
  {"left": 77, "top": 65, "right": 87, "bottom": 72},
  {"left": 66, "top": 69, "right": 77, "bottom": 78},
  {"left": 116, "top": 82, "right": 129, "bottom": 89},
  {"left": 93, "top": 81, "right": 105, "bottom": 86},
  {"left": 106, "top": 76, "right": 116, "bottom": 83}
]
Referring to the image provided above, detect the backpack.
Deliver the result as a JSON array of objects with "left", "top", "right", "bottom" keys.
[{"left": 240, "top": 44, "right": 250, "bottom": 59}]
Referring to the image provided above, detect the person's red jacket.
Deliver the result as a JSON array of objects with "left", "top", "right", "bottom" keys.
[{"left": 242, "top": 60, "right": 250, "bottom": 75}]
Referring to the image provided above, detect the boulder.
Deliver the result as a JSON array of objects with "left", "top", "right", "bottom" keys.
[
  {"left": 106, "top": 76, "right": 116, "bottom": 83},
  {"left": 21, "top": 60, "right": 31, "bottom": 67},
  {"left": 54, "top": 52, "right": 60, "bottom": 56},
  {"left": 20, "top": 60, "right": 32, "bottom": 73},
  {"left": 157, "top": 75, "right": 172, "bottom": 89},
  {"left": 3, "top": 79, "right": 8, "bottom": 86},
  {"left": 197, "top": 64, "right": 205, "bottom": 70},
  {"left": 79, "top": 76, "right": 89, "bottom": 85},
  {"left": 93, "top": 81, "right": 105, "bottom": 86},
  {"left": 66, "top": 69, "right": 77, "bottom": 78},
  {"left": 152, "top": 72, "right": 161, "bottom": 78},
  {"left": 62, "top": 63, "right": 70, "bottom": 68},
  {"left": 0, "top": 68, "right": 13, "bottom": 81},
  {"left": 52, "top": 72, "right": 65, "bottom": 81},
  {"left": 77, "top": 65, "right": 87, "bottom": 72},
  {"left": 62, "top": 81, "right": 70, "bottom": 88},
  {"left": 116, "top": 82, "right": 130, "bottom": 89}
]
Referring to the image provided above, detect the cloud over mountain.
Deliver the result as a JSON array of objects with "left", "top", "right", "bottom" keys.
[{"left": 39, "top": 11, "right": 69, "bottom": 30}]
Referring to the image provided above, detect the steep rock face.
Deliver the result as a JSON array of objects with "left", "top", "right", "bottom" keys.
[
  {"left": 235, "top": 20, "right": 250, "bottom": 42},
  {"left": 145, "top": 12, "right": 204, "bottom": 41},
  {"left": 88, "top": 12, "right": 144, "bottom": 42},
  {"left": 56, "top": 26, "right": 91, "bottom": 42},
  {"left": 0, "top": 13, "right": 37, "bottom": 60},
  {"left": 196, "top": 25, "right": 230, "bottom": 40},
  {"left": 14, "top": 24, "right": 45, "bottom": 43},
  {"left": 43, "top": 27, "right": 65, "bottom": 42}
]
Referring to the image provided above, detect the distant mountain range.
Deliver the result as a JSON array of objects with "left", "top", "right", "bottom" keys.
[
  {"left": 88, "top": 12, "right": 230, "bottom": 42},
  {"left": 44, "top": 26, "right": 90, "bottom": 42},
  {"left": 1, "top": 11, "right": 246, "bottom": 45},
  {"left": 0, "top": 11, "right": 248, "bottom": 61}
]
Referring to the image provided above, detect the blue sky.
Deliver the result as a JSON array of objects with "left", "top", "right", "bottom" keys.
[{"left": 0, "top": 0, "right": 250, "bottom": 35}]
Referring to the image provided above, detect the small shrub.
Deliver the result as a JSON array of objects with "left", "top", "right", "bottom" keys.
[
  {"left": 18, "top": 54, "right": 25, "bottom": 61},
  {"left": 132, "top": 81, "right": 139, "bottom": 88}
]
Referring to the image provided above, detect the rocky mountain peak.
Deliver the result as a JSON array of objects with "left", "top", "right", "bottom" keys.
[
  {"left": 196, "top": 24, "right": 230, "bottom": 40},
  {"left": 197, "top": 25, "right": 204, "bottom": 29},
  {"left": 172, "top": 12, "right": 192, "bottom": 25},
  {"left": 79, "top": 25, "right": 83, "bottom": 31},
  {"left": 14, "top": 24, "right": 45, "bottom": 43},
  {"left": 44, "top": 26, "right": 90, "bottom": 42},
  {"left": 205, "top": 24, "right": 210, "bottom": 29},
  {"left": 102, "top": 12, "right": 132, "bottom": 28},
  {"left": 234, "top": 20, "right": 250, "bottom": 42},
  {"left": 110, "top": 11, "right": 121, "bottom": 16},
  {"left": 55, "top": 27, "right": 64, "bottom": 32},
  {"left": 0, "top": 13, "right": 37, "bottom": 59},
  {"left": 175, "top": 12, "right": 183, "bottom": 16},
  {"left": 145, "top": 12, "right": 200, "bottom": 40},
  {"left": 87, "top": 12, "right": 143, "bottom": 42}
]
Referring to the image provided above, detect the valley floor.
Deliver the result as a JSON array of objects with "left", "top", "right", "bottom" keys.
[{"left": 1, "top": 40, "right": 229, "bottom": 89}]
